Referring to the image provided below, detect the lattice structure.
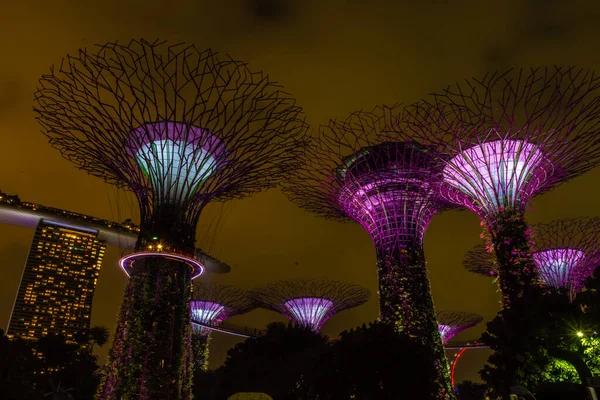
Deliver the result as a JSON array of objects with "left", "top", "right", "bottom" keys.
[
  {"left": 404, "top": 67, "right": 600, "bottom": 305},
  {"left": 462, "top": 244, "right": 497, "bottom": 277},
  {"left": 190, "top": 282, "right": 254, "bottom": 335},
  {"left": 252, "top": 279, "right": 369, "bottom": 332},
  {"left": 533, "top": 217, "right": 600, "bottom": 299},
  {"left": 33, "top": 39, "right": 307, "bottom": 400},
  {"left": 190, "top": 283, "right": 254, "bottom": 372},
  {"left": 464, "top": 218, "right": 600, "bottom": 300},
  {"left": 437, "top": 311, "right": 483, "bottom": 345},
  {"left": 282, "top": 106, "right": 457, "bottom": 399}
]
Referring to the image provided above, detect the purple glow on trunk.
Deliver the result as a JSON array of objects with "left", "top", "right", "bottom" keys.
[
  {"left": 190, "top": 301, "right": 225, "bottom": 334},
  {"left": 532, "top": 248, "right": 587, "bottom": 295},
  {"left": 443, "top": 139, "right": 550, "bottom": 215},
  {"left": 283, "top": 297, "right": 334, "bottom": 331}
]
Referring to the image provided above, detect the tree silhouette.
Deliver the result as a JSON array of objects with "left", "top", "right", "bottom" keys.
[
  {"left": 217, "top": 322, "right": 329, "bottom": 399},
  {"left": 312, "top": 322, "right": 439, "bottom": 399}
]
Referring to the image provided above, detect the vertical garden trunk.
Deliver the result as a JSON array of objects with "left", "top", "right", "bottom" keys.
[
  {"left": 486, "top": 209, "right": 538, "bottom": 306},
  {"left": 376, "top": 243, "right": 455, "bottom": 400},
  {"left": 191, "top": 332, "right": 211, "bottom": 374},
  {"left": 97, "top": 258, "right": 193, "bottom": 400}
]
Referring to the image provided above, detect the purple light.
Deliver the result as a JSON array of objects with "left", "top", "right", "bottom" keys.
[
  {"left": 443, "top": 139, "right": 551, "bottom": 215},
  {"left": 437, "top": 311, "right": 483, "bottom": 345},
  {"left": 438, "top": 324, "right": 457, "bottom": 346},
  {"left": 339, "top": 177, "right": 438, "bottom": 250},
  {"left": 190, "top": 301, "right": 225, "bottom": 334},
  {"left": 128, "top": 122, "right": 227, "bottom": 205},
  {"left": 283, "top": 297, "right": 334, "bottom": 331},
  {"left": 532, "top": 248, "right": 586, "bottom": 295},
  {"left": 335, "top": 142, "right": 447, "bottom": 251},
  {"left": 119, "top": 251, "right": 204, "bottom": 279}
]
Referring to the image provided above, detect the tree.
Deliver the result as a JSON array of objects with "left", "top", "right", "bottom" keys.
[
  {"left": 216, "top": 322, "right": 329, "bottom": 399},
  {"left": 455, "top": 380, "right": 486, "bottom": 400},
  {"left": 312, "top": 322, "right": 440, "bottom": 400},
  {"left": 480, "top": 286, "right": 587, "bottom": 398}
]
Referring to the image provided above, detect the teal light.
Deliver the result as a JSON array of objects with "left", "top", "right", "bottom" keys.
[{"left": 136, "top": 139, "right": 217, "bottom": 204}]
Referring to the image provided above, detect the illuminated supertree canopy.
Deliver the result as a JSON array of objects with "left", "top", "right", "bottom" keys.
[
  {"left": 436, "top": 311, "right": 483, "bottom": 346},
  {"left": 404, "top": 67, "right": 600, "bottom": 305},
  {"left": 189, "top": 283, "right": 254, "bottom": 373},
  {"left": 33, "top": 39, "right": 307, "bottom": 400},
  {"left": 252, "top": 279, "right": 369, "bottom": 332},
  {"left": 282, "top": 106, "right": 457, "bottom": 399},
  {"left": 465, "top": 218, "right": 600, "bottom": 300},
  {"left": 190, "top": 282, "right": 254, "bottom": 335}
]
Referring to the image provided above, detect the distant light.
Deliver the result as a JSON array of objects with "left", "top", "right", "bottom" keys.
[
  {"left": 152, "top": 237, "right": 158, "bottom": 240},
  {"left": 577, "top": 331, "right": 584, "bottom": 337},
  {"left": 283, "top": 297, "right": 334, "bottom": 331}
]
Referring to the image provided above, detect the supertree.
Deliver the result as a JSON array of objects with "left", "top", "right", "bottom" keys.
[
  {"left": 464, "top": 218, "right": 600, "bottom": 300},
  {"left": 437, "top": 311, "right": 483, "bottom": 346},
  {"left": 282, "top": 106, "right": 458, "bottom": 399},
  {"left": 404, "top": 67, "right": 600, "bottom": 306},
  {"left": 252, "top": 279, "right": 370, "bottom": 332},
  {"left": 189, "top": 282, "right": 254, "bottom": 373},
  {"left": 33, "top": 39, "right": 307, "bottom": 400}
]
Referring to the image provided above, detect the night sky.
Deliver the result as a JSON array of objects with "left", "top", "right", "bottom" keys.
[{"left": 2, "top": 0, "right": 600, "bottom": 383}]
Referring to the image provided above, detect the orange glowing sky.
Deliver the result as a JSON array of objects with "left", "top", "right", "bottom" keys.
[{"left": 1, "top": 0, "right": 600, "bottom": 383}]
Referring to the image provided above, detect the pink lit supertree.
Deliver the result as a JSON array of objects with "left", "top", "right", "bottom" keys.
[
  {"left": 252, "top": 279, "right": 369, "bottom": 332},
  {"left": 33, "top": 39, "right": 307, "bottom": 399},
  {"left": 189, "top": 283, "right": 254, "bottom": 373},
  {"left": 437, "top": 311, "right": 483, "bottom": 346},
  {"left": 404, "top": 67, "right": 600, "bottom": 306},
  {"left": 283, "top": 106, "right": 457, "bottom": 399},
  {"left": 464, "top": 218, "right": 600, "bottom": 301}
]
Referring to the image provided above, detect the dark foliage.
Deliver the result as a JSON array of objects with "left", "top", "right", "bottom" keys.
[
  {"left": 534, "top": 382, "right": 589, "bottom": 400},
  {"left": 455, "top": 380, "right": 487, "bottom": 400},
  {"left": 194, "top": 321, "right": 444, "bottom": 400},
  {"left": 217, "top": 322, "right": 329, "bottom": 399},
  {"left": 0, "top": 327, "right": 108, "bottom": 400},
  {"left": 314, "top": 322, "right": 439, "bottom": 400},
  {"left": 480, "top": 285, "right": 590, "bottom": 399}
]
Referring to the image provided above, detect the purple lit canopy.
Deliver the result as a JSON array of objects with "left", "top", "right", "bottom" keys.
[
  {"left": 463, "top": 217, "right": 600, "bottom": 299},
  {"left": 442, "top": 139, "right": 551, "bottom": 216},
  {"left": 284, "top": 107, "right": 454, "bottom": 252},
  {"left": 437, "top": 311, "right": 483, "bottom": 345},
  {"left": 283, "top": 297, "right": 334, "bottom": 332},
  {"left": 252, "top": 279, "right": 370, "bottom": 332},
  {"left": 533, "top": 218, "right": 600, "bottom": 299},
  {"left": 404, "top": 67, "right": 600, "bottom": 219},
  {"left": 190, "top": 282, "right": 255, "bottom": 335}
]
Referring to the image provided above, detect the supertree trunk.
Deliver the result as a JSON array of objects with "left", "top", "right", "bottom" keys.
[
  {"left": 376, "top": 243, "right": 454, "bottom": 400},
  {"left": 191, "top": 333, "right": 211, "bottom": 373},
  {"left": 484, "top": 209, "right": 537, "bottom": 306},
  {"left": 97, "top": 258, "right": 193, "bottom": 400}
]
